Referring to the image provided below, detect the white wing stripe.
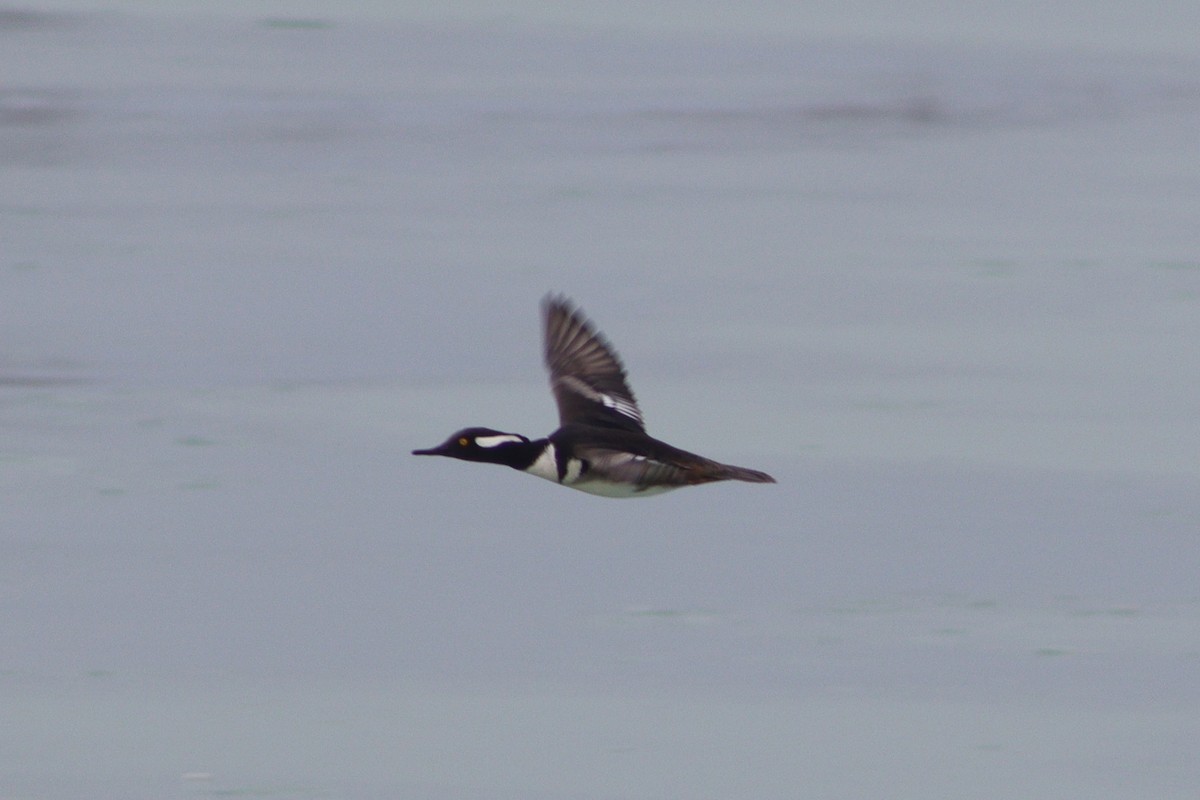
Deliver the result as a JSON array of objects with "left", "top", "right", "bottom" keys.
[{"left": 558, "top": 376, "right": 642, "bottom": 423}]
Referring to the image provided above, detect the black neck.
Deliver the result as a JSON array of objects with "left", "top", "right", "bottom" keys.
[{"left": 489, "top": 438, "right": 548, "bottom": 471}]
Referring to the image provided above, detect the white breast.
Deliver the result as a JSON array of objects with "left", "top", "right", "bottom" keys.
[
  {"left": 569, "top": 480, "right": 676, "bottom": 498},
  {"left": 525, "top": 445, "right": 561, "bottom": 483},
  {"left": 527, "top": 444, "right": 586, "bottom": 483}
]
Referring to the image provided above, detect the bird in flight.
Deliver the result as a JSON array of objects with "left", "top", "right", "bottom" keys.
[{"left": 413, "top": 295, "right": 776, "bottom": 497}]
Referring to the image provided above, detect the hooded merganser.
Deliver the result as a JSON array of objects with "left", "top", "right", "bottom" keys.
[{"left": 413, "top": 295, "right": 776, "bottom": 497}]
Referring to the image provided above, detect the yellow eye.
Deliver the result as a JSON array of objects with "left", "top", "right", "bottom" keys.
[{"left": 458, "top": 437, "right": 470, "bottom": 447}]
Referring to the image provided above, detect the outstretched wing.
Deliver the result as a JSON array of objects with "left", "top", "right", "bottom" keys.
[{"left": 542, "top": 295, "right": 645, "bottom": 432}]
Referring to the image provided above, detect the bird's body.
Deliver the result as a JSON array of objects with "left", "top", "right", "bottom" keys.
[{"left": 413, "top": 296, "right": 775, "bottom": 497}]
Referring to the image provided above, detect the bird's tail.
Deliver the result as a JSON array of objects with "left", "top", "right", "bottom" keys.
[{"left": 710, "top": 462, "right": 776, "bottom": 484}]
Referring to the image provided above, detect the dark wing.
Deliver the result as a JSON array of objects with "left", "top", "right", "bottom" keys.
[
  {"left": 542, "top": 295, "right": 646, "bottom": 432},
  {"left": 575, "top": 447, "right": 697, "bottom": 489},
  {"left": 563, "top": 426, "right": 777, "bottom": 487}
]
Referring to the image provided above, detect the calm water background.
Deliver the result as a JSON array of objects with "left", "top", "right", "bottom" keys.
[{"left": 3, "top": 2, "right": 1199, "bottom": 798}]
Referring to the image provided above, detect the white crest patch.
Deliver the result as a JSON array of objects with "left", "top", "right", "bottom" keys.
[{"left": 474, "top": 434, "right": 525, "bottom": 449}]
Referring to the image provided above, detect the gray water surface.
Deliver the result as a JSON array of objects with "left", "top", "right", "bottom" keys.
[{"left": 3, "top": 5, "right": 1199, "bottom": 799}]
